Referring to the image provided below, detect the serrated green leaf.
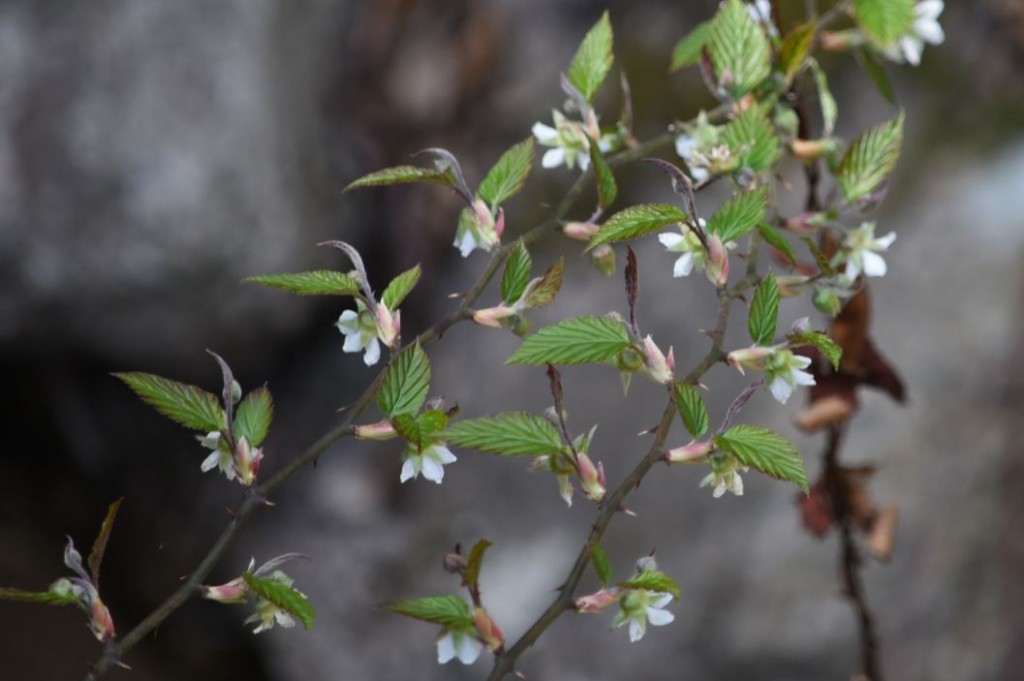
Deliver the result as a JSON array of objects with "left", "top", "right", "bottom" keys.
[
  {"left": 345, "top": 165, "right": 454, "bottom": 191},
  {"left": 444, "top": 413, "right": 564, "bottom": 457},
  {"left": 242, "top": 573, "right": 315, "bottom": 630},
  {"left": 393, "top": 410, "right": 448, "bottom": 450},
  {"left": 384, "top": 595, "right": 473, "bottom": 628},
  {"left": 779, "top": 22, "right": 815, "bottom": 83},
  {"left": 853, "top": 0, "right": 915, "bottom": 47},
  {"left": 619, "top": 570, "right": 681, "bottom": 599},
  {"left": 88, "top": 498, "right": 122, "bottom": 588},
  {"left": 462, "top": 539, "right": 492, "bottom": 591},
  {"left": 243, "top": 271, "right": 360, "bottom": 296},
  {"left": 588, "top": 204, "right": 687, "bottom": 251},
  {"left": 568, "top": 11, "right": 614, "bottom": 103},
  {"left": 757, "top": 221, "right": 797, "bottom": 264},
  {"left": 708, "top": 0, "right": 771, "bottom": 98},
  {"left": 838, "top": 112, "right": 904, "bottom": 202},
  {"left": 379, "top": 343, "right": 430, "bottom": 418},
  {"left": 707, "top": 187, "right": 767, "bottom": 244},
  {"left": 234, "top": 386, "right": 273, "bottom": 447},
  {"left": 507, "top": 316, "right": 631, "bottom": 366},
  {"left": 478, "top": 139, "right": 535, "bottom": 209},
  {"left": 0, "top": 587, "right": 79, "bottom": 606},
  {"left": 674, "top": 383, "right": 709, "bottom": 438},
  {"left": 721, "top": 106, "right": 779, "bottom": 173},
  {"left": 857, "top": 47, "right": 897, "bottom": 105},
  {"left": 522, "top": 258, "right": 564, "bottom": 309},
  {"left": 715, "top": 425, "right": 808, "bottom": 492},
  {"left": 588, "top": 138, "right": 618, "bottom": 210},
  {"left": 501, "top": 241, "right": 533, "bottom": 305},
  {"left": 748, "top": 274, "right": 781, "bottom": 345},
  {"left": 115, "top": 372, "right": 225, "bottom": 432},
  {"left": 809, "top": 59, "right": 838, "bottom": 136},
  {"left": 381, "top": 265, "right": 421, "bottom": 310},
  {"left": 670, "top": 19, "right": 711, "bottom": 71},
  {"left": 789, "top": 331, "right": 843, "bottom": 369},
  {"left": 591, "top": 544, "right": 613, "bottom": 585}
]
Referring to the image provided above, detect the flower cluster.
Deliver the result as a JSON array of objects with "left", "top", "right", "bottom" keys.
[
  {"left": 728, "top": 344, "right": 816, "bottom": 405},
  {"left": 203, "top": 554, "right": 308, "bottom": 634},
  {"left": 575, "top": 555, "right": 677, "bottom": 642}
]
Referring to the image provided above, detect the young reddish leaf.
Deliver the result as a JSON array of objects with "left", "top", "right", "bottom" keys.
[
  {"left": 88, "top": 498, "right": 123, "bottom": 589},
  {"left": 462, "top": 539, "right": 493, "bottom": 591},
  {"left": 522, "top": 258, "right": 565, "bottom": 309}
]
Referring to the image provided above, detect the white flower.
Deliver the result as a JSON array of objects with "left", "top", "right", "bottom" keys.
[
  {"left": 700, "top": 462, "right": 748, "bottom": 498},
  {"left": 658, "top": 219, "right": 708, "bottom": 277},
  {"left": 437, "top": 627, "right": 483, "bottom": 665},
  {"left": 882, "top": 0, "right": 944, "bottom": 66},
  {"left": 244, "top": 568, "right": 303, "bottom": 634},
  {"left": 336, "top": 299, "right": 382, "bottom": 366},
  {"left": 613, "top": 590, "right": 675, "bottom": 642},
  {"left": 454, "top": 198, "right": 504, "bottom": 257},
  {"left": 400, "top": 442, "right": 457, "bottom": 484},
  {"left": 765, "top": 348, "right": 816, "bottom": 404},
  {"left": 674, "top": 135, "right": 711, "bottom": 183},
  {"left": 532, "top": 110, "right": 608, "bottom": 172},
  {"left": 198, "top": 431, "right": 236, "bottom": 481},
  {"left": 843, "top": 222, "right": 897, "bottom": 279}
]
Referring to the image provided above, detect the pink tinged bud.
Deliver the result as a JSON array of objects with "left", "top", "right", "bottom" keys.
[
  {"left": 234, "top": 437, "right": 263, "bottom": 486},
  {"left": 493, "top": 207, "right": 505, "bottom": 240},
  {"left": 203, "top": 579, "right": 248, "bottom": 604},
  {"left": 790, "top": 139, "right": 829, "bottom": 161},
  {"left": 819, "top": 29, "right": 859, "bottom": 52},
  {"left": 635, "top": 554, "right": 658, "bottom": 573},
  {"left": 577, "top": 452, "right": 606, "bottom": 502},
  {"left": 354, "top": 420, "right": 398, "bottom": 441},
  {"left": 89, "top": 598, "right": 116, "bottom": 643},
  {"left": 473, "top": 607, "right": 504, "bottom": 652},
  {"left": 666, "top": 440, "right": 712, "bottom": 464},
  {"left": 589, "top": 244, "right": 616, "bottom": 277},
  {"left": 704, "top": 234, "right": 729, "bottom": 288},
  {"left": 376, "top": 304, "right": 400, "bottom": 348},
  {"left": 472, "top": 305, "right": 517, "bottom": 328},
  {"left": 563, "top": 221, "right": 600, "bottom": 241},
  {"left": 726, "top": 346, "right": 775, "bottom": 375},
  {"left": 575, "top": 588, "right": 620, "bottom": 613},
  {"left": 642, "top": 336, "right": 674, "bottom": 385}
]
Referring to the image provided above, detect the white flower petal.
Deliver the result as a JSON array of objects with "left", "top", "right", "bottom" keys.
[
  {"left": 732, "top": 472, "right": 744, "bottom": 496},
  {"left": 628, "top": 616, "right": 646, "bottom": 642},
  {"left": 916, "top": 19, "right": 944, "bottom": 44},
  {"left": 649, "top": 593, "right": 674, "bottom": 609},
  {"left": 658, "top": 232, "right": 685, "bottom": 249},
  {"left": 454, "top": 229, "right": 479, "bottom": 258},
  {"left": 455, "top": 632, "right": 483, "bottom": 665},
  {"left": 362, "top": 337, "right": 381, "bottom": 366},
  {"left": 713, "top": 479, "right": 727, "bottom": 498},
  {"left": 769, "top": 375, "right": 794, "bottom": 404},
  {"left": 432, "top": 445, "right": 457, "bottom": 464},
  {"left": 875, "top": 231, "right": 897, "bottom": 249},
  {"left": 531, "top": 121, "right": 558, "bottom": 143},
  {"left": 577, "top": 152, "right": 591, "bottom": 172},
  {"left": 646, "top": 606, "right": 675, "bottom": 627},
  {"left": 901, "top": 36, "right": 923, "bottom": 66},
  {"left": 342, "top": 331, "right": 363, "bottom": 353},
  {"left": 399, "top": 457, "right": 418, "bottom": 483},
  {"left": 917, "top": 0, "right": 944, "bottom": 21},
  {"left": 420, "top": 455, "right": 445, "bottom": 484},
  {"left": 201, "top": 451, "right": 221, "bottom": 472},
  {"left": 861, "top": 250, "right": 888, "bottom": 277},
  {"left": 542, "top": 148, "right": 565, "bottom": 169},
  {"left": 793, "top": 368, "right": 817, "bottom": 387},
  {"left": 437, "top": 632, "right": 456, "bottom": 664},
  {"left": 673, "top": 253, "right": 695, "bottom": 278},
  {"left": 675, "top": 135, "right": 698, "bottom": 159},
  {"left": 274, "top": 610, "right": 296, "bottom": 628}
]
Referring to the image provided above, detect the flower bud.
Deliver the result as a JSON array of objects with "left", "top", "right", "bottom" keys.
[
  {"left": 354, "top": 420, "right": 398, "bottom": 441},
  {"left": 472, "top": 305, "right": 516, "bottom": 329},
  {"left": 230, "top": 380, "right": 243, "bottom": 403},
  {"left": 501, "top": 313, "right": 532, "bottom": 337},
  {"left": 563, "top": 221, "right": 600, "bottom": 241},
  {"left": 704, "top": 234, "right": 729, "bottom": 288},
  {"left": 589, "top": 244, "right": 617, "bottom": 277},
  {"left": 442, "top": 551, "right": 467, "bottom": 574},
  {"left": 642, "top": 336, "right": 674, "bottom": 385},
  {"left": 790, "top": 138, "right": 833, "bottom": 161},
  {"left": 665, "top": 440, "right": 712, "bottom": 463},
  {"left": 234, "top": 436, "right": 263, "bottom": 486},
  {"left": 819, "top": 29, "right": 862, "bottom": 52},
  {"left": 473, "top": 607, "right": 504, "bottom": 652},
  {"left": 577, "top": 452, "right": 606, "bottom": 502},
  {"left": 615, "top": 346, "right": 645, "bottom": 374},
  {"left": 813, "top": 286, "right": 842, "bottom": 317},
  {"left": 203, "top": 578, "right": 248, "bottom": 604},
  {"left": 726, "top": 345, "right": 775, "bottom": 374},
  {"left": 790, "top": 316, "right": 812, "bottom": 334},
  {"left": 88, "top": 597, "right": 116, "bottom": 643},
  {"left": 634, "top": 554, "right": 658, "bottom": 574},
  {"left": 376, "top": 304, "right": 400, "bottom": 348},
  {"left": 575, "top": 588, "right": 619, "bottom": 613}
]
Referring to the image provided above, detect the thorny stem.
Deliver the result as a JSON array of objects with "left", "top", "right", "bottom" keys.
[
  {"left": 823, "top": 426, "right": 883, "bottom": 681},
  {"left": 486, "top": 274, "right": 756, "bottom": 681},
  {"left": 83, "top": 112, "right": 727, "bottom": 680}
]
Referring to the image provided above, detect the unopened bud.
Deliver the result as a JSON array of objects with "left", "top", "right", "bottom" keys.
[
  {"left": 794, "top": 395, "right": 856, "bottom": 433},
  {"left": 354, "top": 420, "right": 398, "bottom": 441},
  {"left": 500, "top": 313, "right": 532, "bottom": 337},
  {"left": 376, "top": 304, "right": 400, "bottom": 348},
  {"left": 665, "top": 440, "right": 712, "bottom": 463},
  {"left": 88, "top": 597, "right": 116, "bottom": 643},
  {"left": 790, "top": 138, "right": 832, "bottom": 161},
  {"left": 563, "top": 221, "right": 600, "bottom": 241},
  {"left": 726, "top": 345, "right": 775, "bottom": 374},
  {"left": 589, "top": 243, "right": 617, "bottom": 277},
  {"left": 819, "top": 29, "right": 862, "bottom": 52},
  {"left": 234, "top": 437, "right": 263, "bottom": 486},
  {"left": 642, "top": 336, "right": 674, "bottom": 385},
  {"left": 704, "top": 234, "right": 729, "bottom": 288},
  {"left": 230, "top": 380, "right": 243, "bottom": 403},
  {"left": 615, "top": 346, "right": 645, "bottom": 374},
  {"left": 577, "top": 452, "right": 606, "bottom": 502},
  {"left": 473, "top": 607, "right": 504, "bottom": 652},
  {"left": 203, "top": 578, "right": 248, "bottom": 604},
  {"left": 813, "top": 287, "right": 842, "bottom": 316},
  {"left": 472, "top": 305, "right": 516, "bottom": 329},
  {"left": 575, "top": 588, "right": 619, "bottom": 613},
  {"left": 442, "top": 552, "right": 466, "bottom": 574}
]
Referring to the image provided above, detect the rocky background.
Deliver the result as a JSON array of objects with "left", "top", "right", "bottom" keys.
[{"left": 1, "top": 1, "right": 1023, "bottom": 680}]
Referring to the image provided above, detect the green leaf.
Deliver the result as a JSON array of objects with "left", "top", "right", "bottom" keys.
[
  {"left": 587, "top": 204, "right": 687, "bottom": 251},
  {"left": 507, "top": 316, "right": 631, "bottom": 366},
  {"left": 853, "top": 0, "right": 915, "bottom": 47},
  {"left": 379, "top": 343, "right": 430, "bottom": 417},
  {"left": 779, "top": 22, "right": 815, "bottom": 83},
  {"left": 501, "top": 241, "right": 533, "bottom": 305},
  {"left": 88, "top": 498, "right": 123, "bottom": 588},
  {"left": 383, "top": 595, "right": 473, "bottom": 629},
  {"left": 715, "top": 425, "right": 808, "bottom": 492},
  {"left": 568, "top": 11, "right": 614, "bottom": 103},
  {"left": 619, "top": 569, "right": 681, "bottom": 599},
  {"left": 393, "top": 410, "right": 448, "bottom": 450},
  {"left": 838, "top": 111, "right": 904, "bottom": 202},
  {"left": 591, "top": 544, "right": 613, "bottom": 585},
  {"left": 721, "top": 106, "right": 779, "bottom": 173},
  {"left": 462, "top": 539, "right": 492, "bottom": 591},
  {"left": 789, "top": 331, "right": 843, "bottom": 369},
  {"left": 670, "top": 19, "right": 711, "bottom": 71},
  {"left": 115, "top": 372, "right": 225, "bottom": 432},
  {"left": 444, "top": 412, "right": 564, "bottom": 457},
  {"left": 243, "top": 271, "right": 360, "bottom": 296},
  {"left": 756, "top": 221, "right": 797, "bottom": 264},
  {"left": 588, "top": 138, "right": 618, "bottom": 210},
  {"left": 708, "top": 0, "right": 771, "bottom": 98},
  {"left": 856, "top": 48, "right": 897, "bottom": 105},
  {"left": 809, "top": 59, "right": 838, "bottom": 136},
  {"left": 242, "top": 573, "right": 316, "bottom": 630},
  {"left": 707, "top": 187, "right": 767, "bottom": 244},
  {"left": 522, "top": 259, "right": 564, "bottom": 309},
  {"left": 0, "top": 587, "right": 79, "bottom": 606},
  {"left": 674, "top": 383, "right": 709, "bottom": 438},
  {"left": 478, "top": 139, "right": 535, "bottom": 208},
  {"left": 799, "top": 236, "right": 838, "bottom": 278},
  {"left": 345, "top": 165, "right": 454, "bottom": 191},
  {"left": 234, "top": 386, "right": 273, "bottom": 447},
  {"left": 748, "top": 274, "right": 781, "bottom": 345},
  {"left": 381, "top": 265, "right": 422, "bottom": 310}
]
